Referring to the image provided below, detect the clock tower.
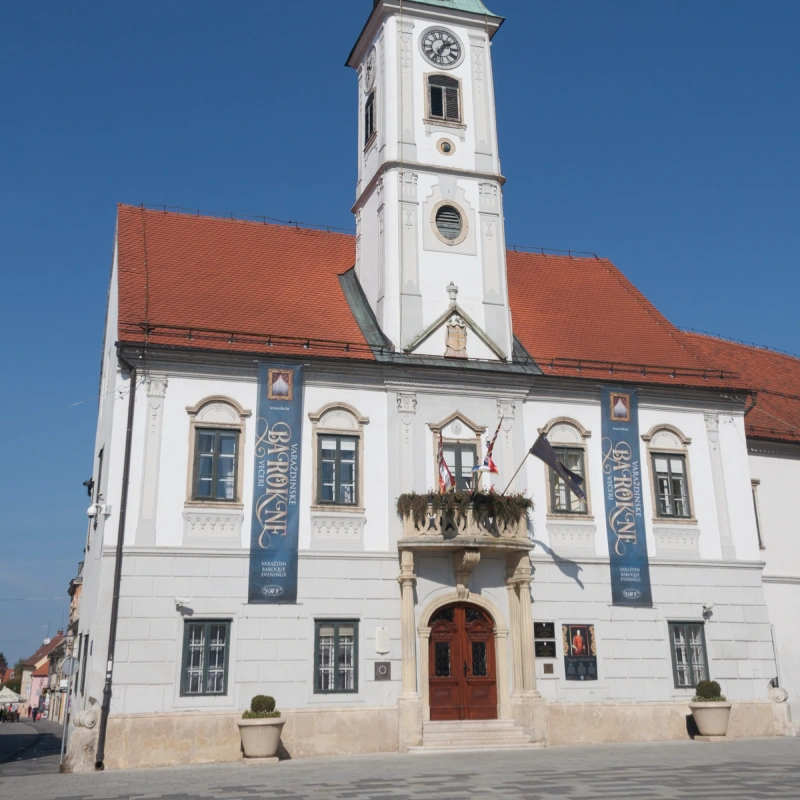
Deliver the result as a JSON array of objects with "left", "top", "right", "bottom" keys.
[{"left": 347, "top": 0, "right": 512, "bottom": 361}]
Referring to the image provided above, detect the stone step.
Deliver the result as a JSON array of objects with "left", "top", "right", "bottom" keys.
[
  {"left": 409, "top": 742, "right": 545, "bottom": 754},
  {"left": 410, "top": 719, "right": 542, "bottom": 753}
]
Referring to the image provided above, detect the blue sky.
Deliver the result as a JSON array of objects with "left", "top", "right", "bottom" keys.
[{"left": 1, "top": 0, "right": 798, "bottom": 663}]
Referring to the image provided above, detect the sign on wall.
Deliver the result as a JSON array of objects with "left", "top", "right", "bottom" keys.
[
  {"left": 248, "top": 363, "right": 304, "bottom": 604},
  {"left": 601, "top": 387, "right": 653, "bottom": 607},
  {"left": 562, "top": 624, "right": 597, "bottom": 681}
]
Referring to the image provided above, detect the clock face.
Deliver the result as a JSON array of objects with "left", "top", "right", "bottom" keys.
[
  {"left": 421, "top": 28, "right": 462, "bottom": 67},
  {"left": 364, "top": 48, "right": 376, "bottom": 91}
]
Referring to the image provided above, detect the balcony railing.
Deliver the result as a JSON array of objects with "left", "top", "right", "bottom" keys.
[{"left": 399, "top": 500, "right": 530, "bottom": 543}]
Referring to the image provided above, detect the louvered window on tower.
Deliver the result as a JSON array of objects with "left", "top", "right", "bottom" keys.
[
  {"left": 435, "top": 205, "right": 462, "bottom": 240},
  {"left": 364, "top": 92, "right": 376, "bottom": 145},
  {"left": 428, "top": 74, "right": 460, "bottom": 122}
]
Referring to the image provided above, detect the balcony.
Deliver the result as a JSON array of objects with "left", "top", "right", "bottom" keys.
[{"left": 397, "top": 492, "right": 533, "bottom": 550}]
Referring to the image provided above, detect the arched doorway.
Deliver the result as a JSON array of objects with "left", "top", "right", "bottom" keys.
[{"left": 428, "top": 602, "right": 498, "bottom": 721}]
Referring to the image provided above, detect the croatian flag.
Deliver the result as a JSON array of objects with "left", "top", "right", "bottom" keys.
[
  {"left": 473, "top": 418, "right": 502, "bottom": 475},
  {"left": 437, "top": 431, "right": 455, "bottom": 492},
  {"left": 529, "top": 433, "right": 587, "bottom": 501}
]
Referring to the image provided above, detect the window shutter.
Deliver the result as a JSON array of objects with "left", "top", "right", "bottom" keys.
[
  {"left": 445, "top": 87, "right": 459, "bottom": 120},
  {"left": 430, "top": 85, "right": 444, "bottom": 118}
]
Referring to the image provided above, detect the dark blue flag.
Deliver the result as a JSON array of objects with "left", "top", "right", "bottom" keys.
[{"left": 530, "top": 433, "right": 587, "bottom": 501}]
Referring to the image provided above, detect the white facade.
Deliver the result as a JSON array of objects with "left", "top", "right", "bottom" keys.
[{"left": 66, "top": 0, "right": 794, "bottom": 771}]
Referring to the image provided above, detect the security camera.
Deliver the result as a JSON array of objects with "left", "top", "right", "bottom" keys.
[
  {"left": 175, "top": 597, "right": 192, "bottom": 610},
  {"left": 87, "top": 504, "right": 98, "bottom": 518},
  {"left": 702, "top": 604, "right": 715, "bottom": 618}
]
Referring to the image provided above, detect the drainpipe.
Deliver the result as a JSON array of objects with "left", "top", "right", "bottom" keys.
[
  {"left": 94, "top": 355, "right": 137, "bottom": 769},
  {"left": 744, "top": 390, "right": 758, "bottom": 416}
]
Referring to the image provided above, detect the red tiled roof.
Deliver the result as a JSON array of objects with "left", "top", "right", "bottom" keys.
[
  {"left": 32, "top": 663, "right": 49, "bottom": 678},
  {"left": 117, "top": 205, "right": 373, "bottom": 360},
  {"left": 116, "top": 206, "right": 744, "bottom": 389},
  {"left": 506, "top": 251, "right": 743, "bottom": 388},
  {"left": 685, "top": 334, "right": 800, "bottom": 444},
  {"left": 21, "top": 633, "right": 64, "bottom": 668}
]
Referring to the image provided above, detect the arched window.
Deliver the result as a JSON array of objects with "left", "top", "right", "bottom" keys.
[
  {"left": 539, "top": 418, "right": 592, "bottom": 516},
  {"left": 642, "top": 425, "right": 693, "bottom": 520},
  {"left": 309, "top": 403, "right": 369, "bottom": 509},
  {"left": 427, "top": 74, "right": 461, "bottom": 122},
  {"left": 185, "top": 397, "right": 250, "bottom": 505}
]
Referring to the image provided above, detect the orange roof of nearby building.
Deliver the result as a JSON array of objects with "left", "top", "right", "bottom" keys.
[
  {"left": 115, "top": 206, "right": 750, "bottom": 392},
  {"left": 21, "top": 632, "right": 64, "bottom": 669},
  {"left": 32, "top": 663, "right": 49, "bottom": 678},
  {"left": 685, "top": 333, "right": 800, "bottom": 444}
]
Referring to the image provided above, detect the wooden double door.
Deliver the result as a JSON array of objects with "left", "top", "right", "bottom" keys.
[{"left": 429, "top": 602, "right": 497, "bottom": 721}]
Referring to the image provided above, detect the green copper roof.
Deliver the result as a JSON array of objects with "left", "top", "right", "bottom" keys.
[{"left": 375, "top": 0, "right": 501, "bottom": 19}]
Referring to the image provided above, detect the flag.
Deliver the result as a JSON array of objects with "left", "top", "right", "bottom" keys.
[
  {"left": 530, "top": 433, "right": 587, "bottom": 501},
  {"left": 437, "top": 431, "right": 455, "bottom": 493},
  {"left": 473, "top": 418, "right": 502, "bottom": 474}
]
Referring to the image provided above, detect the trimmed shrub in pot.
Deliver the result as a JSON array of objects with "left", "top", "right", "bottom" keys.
[
  {"left": 237, "top": 695, "right": 285, "bottom": 759},
  {"left": 689, "top": 681, "right": 732, "bottom": 737}
]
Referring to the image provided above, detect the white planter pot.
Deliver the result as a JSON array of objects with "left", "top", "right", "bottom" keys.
[
  {"left": 237, "top": 717, "right": 285, "bottom": 759},
  {"left": 689, "top": 702, "right": 732, "bottom": 737}
]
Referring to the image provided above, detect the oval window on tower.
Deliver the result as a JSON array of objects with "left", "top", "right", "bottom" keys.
[{"left": 435, "top": 205, "right": 462, "bottom": 241}]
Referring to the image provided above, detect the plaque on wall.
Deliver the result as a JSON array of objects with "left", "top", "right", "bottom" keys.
[
  {"left": 534, "top": 622, "right": 555, "bottom": 640},
  {"left": 374, "top": 662, "right": 391, "bottom": 681},
  {"left": 562, "top": 624, "right": 598, "bottom": 681},
  {"left": 535, "top": 640, "right": 556, "bottom": 658}
]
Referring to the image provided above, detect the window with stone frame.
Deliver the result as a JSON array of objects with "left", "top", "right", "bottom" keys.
[
  {"left": 652, "top": 453, "right": 691, "bottom": 518},
  {"left": 549, "top": 446, "right": 588, "bottom": 515},
  {"left": 364, "top": 91, "right": 376, "bottom": 145},
  {"left": 185, "top": 397, "right": 250, "bottom": 506},
  {"left": 309, "top": 403, "right": 369, "bottom": 511},
  {"left": 427, "top": 74, "right": 461, "bottom": 122},
  {"left": 668, "top": 621, "right": 709, "bottom": 689},
  {"left": 180, "top": 620, "right": 231, "bottom": 696},
  {"left": 541, "top": 418, "right": 592, "bottom": 517},
  {"left": 314, "top": 620, "right": 358, "bottom": 694}
]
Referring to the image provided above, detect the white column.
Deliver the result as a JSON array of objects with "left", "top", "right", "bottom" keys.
[
  {"left": 398, "top": 549, "right": 418, "bottom": 696},
  {"left": 705, "top": 413, "right": 737, "bottom": 560},
  {"left": 135, "top": 377, "right": 167, "bottom": 546}
]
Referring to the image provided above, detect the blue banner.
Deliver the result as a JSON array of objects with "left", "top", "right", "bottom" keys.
[
  {"left": 248, "top": 363, "right": 303, "bottom": 604},
  {"left": 601, "top": 388, "right": 653, "bottom": 607}
]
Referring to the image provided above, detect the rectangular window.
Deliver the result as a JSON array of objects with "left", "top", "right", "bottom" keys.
[
  {"left": 318, "top": 435, "right": 358, "bottom": 505},
  {"left": 192, "top": 429, "right": 239, "bottom": 502},
  {"left": 549, "top": 447, "right": 587, "bottom": 514},
  {"left": 751, "top": 480, "right": 765, "bottom": 549},
  {"left": 428, "top": 75, "right": 460, "bottom": 122},
  {"left": 668, "top": 622, "right": 709, "bottom": 688},
  {"left": 652, "top": 454, "right": 691, "bottom": 518},
  {"left": 315, "top": 620, "right": 358, "bottom": 693},
  {"left": 364, "top": 92, "right": 376, "bottom": 145},
  {"left": 180, "top": 620, "right": 231, "bottom": 696},
  {"left": 443, "top": 442, "right": 477, "bottom": 492}
]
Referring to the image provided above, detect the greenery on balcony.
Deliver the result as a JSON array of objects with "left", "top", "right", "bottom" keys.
[{"left": 396, "top": 489, "right": 533, "bottom": 530}]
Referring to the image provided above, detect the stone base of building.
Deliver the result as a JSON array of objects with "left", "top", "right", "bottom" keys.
[
  {"left": 63, "top": 700, "right": 788, "bottom": 771},
  {"left": 546, "top": 700, "right": 788, "bottom": 746}
]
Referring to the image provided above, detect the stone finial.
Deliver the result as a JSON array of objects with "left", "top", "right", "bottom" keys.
[{"left": 446, "top": 282, "right": 459, "bottom": 304}]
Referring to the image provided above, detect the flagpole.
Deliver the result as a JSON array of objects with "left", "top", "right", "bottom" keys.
[{"left": 500, "top": 451, "right": 530, "bottom": 495}]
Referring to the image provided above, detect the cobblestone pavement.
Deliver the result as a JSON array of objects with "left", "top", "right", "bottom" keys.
[
  {"left": 0, "top": 718, "right": 63, "bottom": 777},
  {"left": 1, "top": 735, "right": 798, "bottom": 799}
]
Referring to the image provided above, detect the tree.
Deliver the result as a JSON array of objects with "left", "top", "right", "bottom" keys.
[{"left": 0, "top": 652, "right": 8, "bottom": 672}]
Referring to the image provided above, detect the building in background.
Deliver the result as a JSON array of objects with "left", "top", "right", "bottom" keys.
[
  {"left": 65, "top": 0, "right": 797, "bottom": 770},
  {"left": 19, "top": 632, "right": 64, "bottom": 715}
]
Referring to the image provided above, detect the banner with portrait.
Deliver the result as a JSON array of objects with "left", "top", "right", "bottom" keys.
[
  {"left": 248, "top": 363, "right": 303, "bottom": 604},
  {"left": 601, "top": 387, "right": 653, "bottom": 607},
  {"left": 562, "top": 624, "right": 597, "bottom": 681}
]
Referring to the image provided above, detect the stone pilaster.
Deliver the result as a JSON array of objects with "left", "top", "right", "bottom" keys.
[
  {"left": 135, "top": 377, "right": 167, "bottom": 545},
  {"left": 705, "top": 413, "right": 737, "bottom": 560}
]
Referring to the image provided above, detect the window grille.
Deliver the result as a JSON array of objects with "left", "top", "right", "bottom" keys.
[
  {"left": 192, "top": 429, "right": 239, "bottom": 502},
  {"left": 428, "top": 74, "right": 460, "bottom": 122},
  {"left": 652, "top": 453, "right": 691, "bottom": 518},
  {"left": 314, "top": 620, "right": 358, "bottom": 693},
  {"left": 181, "top": 620, "right": 231, "bottom": 696},
  {"left": 668, "top": 622, "right": 709, "bottom": 688}
]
